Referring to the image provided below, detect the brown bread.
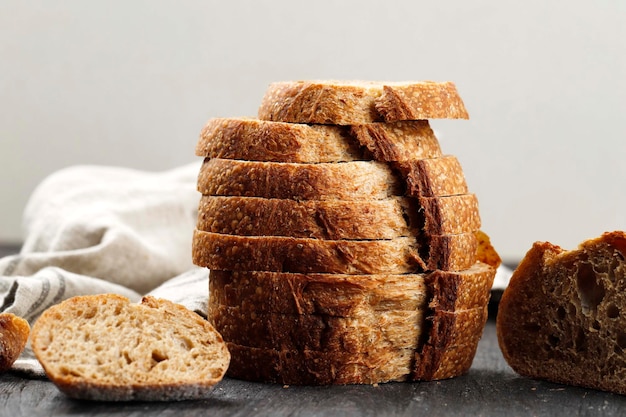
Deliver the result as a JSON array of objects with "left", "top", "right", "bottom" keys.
[
  {"left": 257, "top": 80, "right": 469, "bottom": 125},
  {"left": 0, "top": 313, "right": 30, "bottom": 372},
  {"left": 496, "top": 231, "right": 626, "bottom": 395}
]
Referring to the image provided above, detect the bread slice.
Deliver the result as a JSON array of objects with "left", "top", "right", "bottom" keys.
[
  {"left": 209, "top": 270, "right": 427, "bottom": 317},
  {"left": 0, "top": 313, "right": 30, "bottom": 372},
  {"left": 226, "top": 342, "right": 415, "bottom": 385},
  {"left": 197, "top": 156, "right": 468, "bottom": 200},
  {"left": 192, "top": 230, "right": 478, "bottom": 273},
  {"left": 208, "top": 262, "right": 493, "bottom": 317},
  {"left": 30, "top": 294, "right": 230, "bottom": 401},
  {"left": 209, "top": 303, "right": 423, "bottom": 352},
  {"left": 197, "top": 158, "right": 402, "bottom": 201},
  {"left": 196, "top": 118, "right": 442, "bottom": 163},
  {"left": 496, "top": 231, "right": 626, "bottom": 395},
  {"left": 257, "top": 80, "right": 469, "bottom": 125},
  {"left": 196, "top": 194, "right": 480, "bottom": 239},
  {"left": 222, "top": 306, "right": 489, "bottom": 384}
]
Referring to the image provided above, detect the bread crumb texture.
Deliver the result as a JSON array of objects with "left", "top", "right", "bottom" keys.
[
  {"left": 30, "top": 294, "right": 230, "bottom": 401},
  {"left": 497, "top": 231, "right": 626, "bottom": 395}
]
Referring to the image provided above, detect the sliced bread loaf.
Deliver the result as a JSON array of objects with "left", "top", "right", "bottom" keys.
[
  {"left": 30, "top": 294, "right": 230, "bottom": 401},
  {"left": 196, "top": 118, "right": 442, "bottom": 162},
  {"left": 496, "top": 231, "right": 626, "bottom": 395},
  {"left": 257, "top": 80, "right": 469, "bottom": 124}
]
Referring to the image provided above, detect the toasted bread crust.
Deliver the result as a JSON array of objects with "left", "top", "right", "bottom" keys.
[
  {"left": 496, "top": 231, "right": 626, "bottom": 395},
  {"left": 258, "top": 80, "right": 468, "bottom": 125},
  {"left": 196, "top": 194, "right": 480, "bottom": 239},
  {"left": 193, "top": 230, "right": 478, "bottom": 274},
  {"left": 0, "top": 313, "right": 30, "bottom": 372},
  {"left": 397, "top": 156, "right": 469, "bottom": 197}
]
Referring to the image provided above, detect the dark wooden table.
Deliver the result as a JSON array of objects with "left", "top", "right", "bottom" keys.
[{"left": 2, "top": 244, "right": 626, "bottom": 416}]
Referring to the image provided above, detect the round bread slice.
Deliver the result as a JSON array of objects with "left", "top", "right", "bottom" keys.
[
  {"left": 30, "top": 294, "right": 230, "bottom": 401},
  {"left": 257, "top": 80, "right": 469, "bottom": 124},
  {"left": 496, "top": 231, "right": 626, "bottom": 395},
  {"left": 0, "top": 313, "right": 30, "bottom": 372}
]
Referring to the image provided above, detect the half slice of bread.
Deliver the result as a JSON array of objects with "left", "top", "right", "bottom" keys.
[
  {"left": 196, "top": 118, "right": 442, "bottom": 163},
  {"left": 0, "top": 313, "right": 30, "bottom": 372},
  {"left": 30, "top": 295, "right": 230, "bottom": 401},
  {"left": 496, "top": 231, "right": 626, "bottom": 395},
  {"left": 192, "top": 230, "right": 478, "bottom": 273},
  {"left": 257, "top": 80, "right": 469, "bottom": 124}
]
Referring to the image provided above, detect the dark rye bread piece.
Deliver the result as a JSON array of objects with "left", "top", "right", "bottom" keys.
[
  {"left": 208, "top": 303, "right": 423, "bottom": 352},
  {"left": 196, "top": 118, "right": 442, "bottom": 163},
  {"left": 208, "top": 262, "right": 493, "bottom": 316},
  {"left": 496, "top": 231, "right": 626, "bottom": 395},
  {"left": 222, "top": 306, "right": 489, "bottom": 385},
  {"left": 192, "top": 230, "right": 478, "bottom": 273},
  {"left": 197, "top": 156, "right": 468, "bottom": 200},
  {"left": 196, "top": 194, "right": 480, "bottom": 239},
  {"left": 209, "top": 270, "right": 427, "bottom": 317},
  {"left": 226, "top": 342, "right": 415, "bottom": 385},
  {"left": 257, "top": 80, "right": 469, "bottom": 125}
]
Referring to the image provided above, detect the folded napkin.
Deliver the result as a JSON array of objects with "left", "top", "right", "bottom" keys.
[{"left": 0, "top": 162, "right": 207, "bottom": 376}]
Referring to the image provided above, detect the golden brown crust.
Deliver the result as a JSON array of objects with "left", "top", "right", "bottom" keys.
[
  {"left": 349, "top": 120, "right": 442, "bottom": 161},
  {"left": 195, "top": 118, "right": 362, "bottom": 162},
  {"left": 196, "top": 194, "right": 480, "bottom": 239},
  {"left": 496, "top": 231, "right": 626, "bottom": 395},
  {"left": 257, "top": 80, "right": 468, "bottom": 125},
  {"left": 0, "top": 313, "right": 30, "bottom": 372},
  {"left": 192, "top": 230, "right": 478, "bottom": 274},
  {"left": 209, "top": 270, "right": 428, "bottom": 316},
  {"left": 397, "top": 156, "right": 469, "bottom": 197},
  {"left": 209, "top": 303, "right": 423, "bottom": 352},
  {"left": 197, "top": 158, "right": 402, "bottom": 201},
  {"left": 197, "top": 195, "right": 420, "bottom": 239},
  {"left": 225, "top": 342, "right": 414, "bottom": 385},
  {"left": 413, "top": 306, "right": 489, "bottom": 380}
]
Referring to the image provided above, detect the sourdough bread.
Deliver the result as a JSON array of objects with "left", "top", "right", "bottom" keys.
[
  {"left": 192, "top": 230, "right": 478, "bottom": 274},
  {"left": 196, "top": 194, "right": 480, "bottom": 239},
  {"left": 257, "top": 80, "right": 469, "bottom": 124},
  {"left": 196, "top": 118, "right": 442, "bottom": 163},
  {"left": 208, "top": 270, "right": 428, "bottom": 317},
  {"left": 208, "top": 303, "right": 423, "bottom": 352},
  {"left": 496, "top": 231, "right": 626, "bottom": 395},
  {"left": 30, "top": 295, "right": 230, "bottom": 401},
  {"left": 197, "top": 156, "right": 468, "bottom": 200},
  {"left": 0, "top": 313, "right": 30, "bottom": 372},
  {"left": 226, "top": 342, "right": 415, "bottom": 385}
]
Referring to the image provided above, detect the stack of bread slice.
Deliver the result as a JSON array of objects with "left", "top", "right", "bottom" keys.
[{"left": 193, "top": 80, "right": 498, "bottom": 384}]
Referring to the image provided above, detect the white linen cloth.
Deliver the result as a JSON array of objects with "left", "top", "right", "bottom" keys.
[{"left": 0, "top": 162, "right": 208, "bottom": 376}]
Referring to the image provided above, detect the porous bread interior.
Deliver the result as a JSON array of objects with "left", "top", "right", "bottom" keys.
[{"left": 32, "top": 296, "right": 229, "bottom": 386}]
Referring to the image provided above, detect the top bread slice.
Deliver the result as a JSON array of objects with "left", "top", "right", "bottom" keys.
[
  {"left": 496, "top": 231, "right": 626, "bottom": 395},
  {"left": 258, "top": 80, "right": 469, "bottom": 125},
  {"left": 30, "top": 294, "right": 230, "bottom": 401},
  {"left": 196, "top": 118, "right": 442, "bottom": 163}
]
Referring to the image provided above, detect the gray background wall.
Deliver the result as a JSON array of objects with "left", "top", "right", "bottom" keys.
[{"left": 1, "top": 0, "right": 625, "bottom": 262}]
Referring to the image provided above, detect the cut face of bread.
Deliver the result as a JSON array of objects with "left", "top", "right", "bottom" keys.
[
  {"left": 196, "top": 194, "right": 480, "bottom": 240},
  {"left": 30, "top": 295, "right": 230, "bottom": 401},
  {"left": 196, "top": 118, "right": 442, "bottom": 163},
  {"left": 0, "top": 313, "right": 30, "bottom": 372},
  {"left": 496, "top": 231, "right": 626, "bottom": 395},
  {"left": 257, "top": 80, "right": 469, "bottom": 124}
]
